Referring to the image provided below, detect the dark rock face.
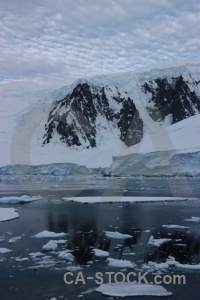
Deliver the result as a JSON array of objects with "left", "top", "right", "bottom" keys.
[
  {"left": 117, "top": 98, "right": 143, "bottom": 146},
  {"left": 141, "top": 75, "right": 200, "bottom": 124},
  {"left": 43, "top": 73, "right": 200, "bottom": 150},
  {"left": 43, "top": 83, "right": 143, "bottom": 148}
]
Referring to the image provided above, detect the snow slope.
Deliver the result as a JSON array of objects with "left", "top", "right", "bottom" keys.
[{"left": 120, "top": 114, "right": 200, "bottom": 156}]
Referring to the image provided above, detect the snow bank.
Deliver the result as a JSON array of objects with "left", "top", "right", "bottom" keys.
[
  {"left": 0, "top": 207, "right": 19, "bottom": 222},
  {"left": 148, "top": 236, "right": 171, "bottom": 247},
  {"left": 63, "top": 196, "right": 191, "bottom": 204},
  {"left": 96, "top": 283, "right": 172, "bottom": 297},
  {"left": 104, "top": 231, "right": 132, "bottom": 239},
  {"left": 0, "top": 195, "right": 41, "bottom": 204},
  {"left": 107, "top": 258, "right": 136, "bottom": 268},
  {"left": 92, "top": 248, "right": 109, "bottom": 257},
  {"left": 33, "top": 230, "right": 66, "bottom": 238}
]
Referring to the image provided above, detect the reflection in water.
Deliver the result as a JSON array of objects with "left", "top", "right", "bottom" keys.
[
  {"left": 112, "top": 228, "right": 141, "bottom": 259},
  {"left": 69, "top": 221, "right": 98, "bottom": 264},
  {"left": 45, "top": 202, "right": 200, "bottom": 267},
  {"left": 47, "top": 212, "right": 68, "bottom": 233},
  {"left": 47, "top": 212, "right": 141, "bottom": 264},
  {"left": 145, "top": 228, "right": 200, "bottom": 265},
  {"left": 69, "top": 228, "right": 141, "bottom": 265}
]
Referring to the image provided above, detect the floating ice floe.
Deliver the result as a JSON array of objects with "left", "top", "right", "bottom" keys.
[
  {"left": 29, "top": 252, "right": 44, "bottom": 258},
  {"left": 167, "top": 256, "right": 200, "bottom": 270},
  {"left": 42, "top": 240, "right": 58, "bottom": 251},
  {"left": 184, "top": 216, "right": 200, "bottom": 222},
  {"left": 143, "top": 256, "right": 200, "bottom": 271},
  {"left": 175, "top": 262, "right": 200, "bottom": 270},
  {"left": 33, "top": 230, "right": 67, "bottom": 238},
  {"left": 143, "top": 230, "right": 151, "bottom": 233},
  {"left": 51, "top": 239, "right": 67, "bottom": 244},
  {"left": 162, "top": 225, "right": 189, "bottom": 229},
  {"left": 107, "top": 258, "right": 136, "bottom": 268},
  {"left": 28, "top": 256, "right": 57, "bottom": 269},
  {"left": 8, "top": 236, "right": 22, "bottom": 243},
  {"left": 66, "top": 265, "right": 83, "bottom": 271},
  {"left": 96, "top": 283, "right": 172, "bottom": 297},
  {"left": 0, "top": 236, "right": 5, "bottom": 243},
  {"left": 0, "top": 247, "right": 13, "bottom": 254},
  {"left": 92, "top": 248, "right": 109, "bottom": 257},
  {"left": 122, "top": 252, "right": 136, "bottom": 256},
  {"left": 15, "top": 257, "right": 29, "bottom": 262},
  {"left": 142, "top": 261, "right": 170, "bottom": 271},
  {"left": 104, "top": 231, "right": 132, "bottom": 239},
  {"left": 63, "top": 196, "right": 192, "bottom": 203},
  {"left": 58, "top": 250, "right": 74, "bottom": 262},
  {"left": 0, "top": 207, "right": 19, "bottom": 222},
  {"left": 148, "top": 236, "right": 171, "bottom": 247},
  {"left": 0, "top": 195, "right": 41, "bottom": 204}
]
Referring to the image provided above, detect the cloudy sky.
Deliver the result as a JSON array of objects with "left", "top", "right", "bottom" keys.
[{"left": 0, "top": 0, "right": 200, "bottom": 88}]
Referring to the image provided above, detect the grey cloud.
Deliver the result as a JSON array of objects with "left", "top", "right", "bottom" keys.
[{"left": 0, "top": 0, "right": 200, "bottom": 88}]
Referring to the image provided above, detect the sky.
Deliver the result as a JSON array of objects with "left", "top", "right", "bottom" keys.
[{"left": 0, "top": 0, "right": 200, "bottom": 88}]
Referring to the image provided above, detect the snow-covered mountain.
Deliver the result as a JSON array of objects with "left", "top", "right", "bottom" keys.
[
  {"left": 43, "top": 83, "right": 143, "bottom": 148},
  {"left": 41, "top": 61, "right": 200, "bottom": 165},
  {"left": 1, "top": 60, "right": 200, "bottom": 176}
]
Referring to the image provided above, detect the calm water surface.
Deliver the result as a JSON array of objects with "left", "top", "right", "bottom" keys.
[{"left": 0, "top": 178, "right": 200, "bottom": 300}]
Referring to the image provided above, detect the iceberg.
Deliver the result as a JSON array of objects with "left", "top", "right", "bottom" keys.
[
  {"left": 92, "top": 248, "right": 109, "bottom": 257},
  {"left": 42, "top": 240, "right": 58, "bottom": 251}
]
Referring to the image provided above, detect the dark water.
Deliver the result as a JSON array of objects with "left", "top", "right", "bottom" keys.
[{"left": 0, "top": 178, "right": 200, "bottom": 300}]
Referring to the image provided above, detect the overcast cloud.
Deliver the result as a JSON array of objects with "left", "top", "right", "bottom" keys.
[{"left": 0, "top": 0, "right": 200, "bottom": 88}]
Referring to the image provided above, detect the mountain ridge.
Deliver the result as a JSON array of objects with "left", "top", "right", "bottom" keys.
[
  {"left": 43, "top": 62, "right": 200, "bottom": 154},
  {"left": 1, "top": 60, "right": 200, "bottom": 170}
]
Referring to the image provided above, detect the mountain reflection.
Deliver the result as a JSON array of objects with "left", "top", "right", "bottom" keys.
[
  {"left": 47, "top": 212, "right": 68, "bottom": 233},
  {"left": 145, "top": 228, "right": 200, "bottom": 264},
  {"left": 46, "top": 203, "right": 200, "bottom": 266}
]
